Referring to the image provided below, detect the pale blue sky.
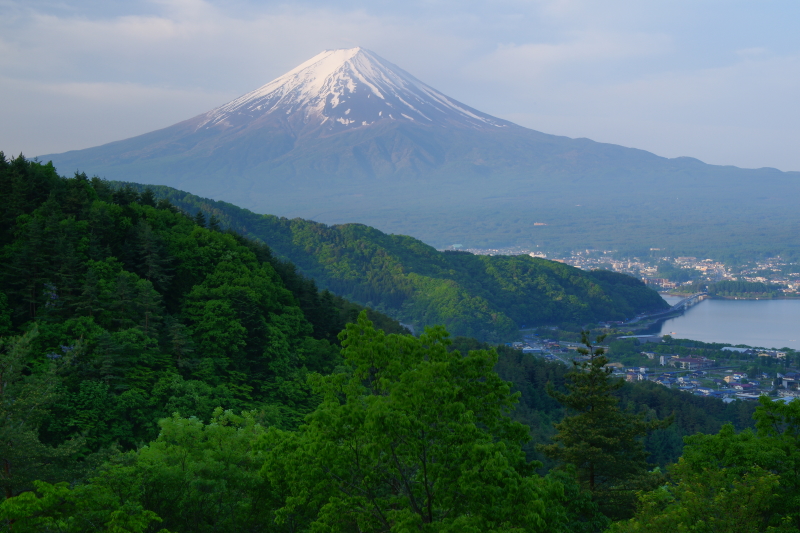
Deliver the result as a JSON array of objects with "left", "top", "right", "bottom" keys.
[{"left": 2, "top": 0, "right": 799, "bottom": 170}]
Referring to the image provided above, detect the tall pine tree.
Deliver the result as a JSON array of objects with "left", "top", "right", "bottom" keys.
[{"left": 538, "top": 332, "right": 671, "bottom": 521}]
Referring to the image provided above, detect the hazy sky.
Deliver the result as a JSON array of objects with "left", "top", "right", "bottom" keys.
[{"left": 2, "top": 0, "right": 799, "bottom": 171}]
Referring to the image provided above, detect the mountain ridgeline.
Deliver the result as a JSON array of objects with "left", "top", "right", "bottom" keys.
[
  {"left": 119, "top": 181, "right": 669, "bottom": 340},
  {"left": 41, "top": 47, "right": 800, "bottom": 259}
]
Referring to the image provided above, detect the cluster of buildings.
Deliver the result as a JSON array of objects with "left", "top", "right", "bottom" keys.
[
  {"left": 626, "top": 352, "right": 800, "bottom": 400},
  {"left": 757, "top": 350, "right": 788, "bottom": 359},
  {"left": 642, "top": 361, "right": 799, "bottom": 400},
  {"left": 777, "top": 372, "right": 800, "bottom": 398},
  {"left": 738, "top": 257, "right": 800, "bottom": 290},
  {"left": 511, "top": 339, "right": 800, "bottom": 402},
  {"left": 722, "top": 347, "right": 788, "bottom": 359},
  {"left": 640, "top": 352, "right": 714, "bottom": 369},
  {"left": 445, "top": 247, "right": 800, "bottom": 293},
  {"left": 452, "top": 245, "right": 545, "bottom": 257},
  {"left": 452, "top": 248, "right": 736, "bottom": 287},
  {"left": 618, "top": 366, "right": 785, "bottom": 401},
  {"left": 513, "top": 338, "right": 568, "bottom": 354}
]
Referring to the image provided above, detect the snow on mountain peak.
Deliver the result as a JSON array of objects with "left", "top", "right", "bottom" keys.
[{"left": 199, "top": 47, "right": 507, "bottom": 132}]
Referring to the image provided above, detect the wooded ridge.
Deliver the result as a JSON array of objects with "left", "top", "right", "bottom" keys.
[{"left": 116, "top": 181, "right": 669, "bottom": 341}]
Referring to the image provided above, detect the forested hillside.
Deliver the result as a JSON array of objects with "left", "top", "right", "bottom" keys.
[
  {"left": 116, "top": 182, "right": 669, "bottom": 341},
  {"left": 5, "top": 153, "right": 800, "bottom": 531},
  {"left": 0, "top": 153, "right": 408, "bottom": 451}
]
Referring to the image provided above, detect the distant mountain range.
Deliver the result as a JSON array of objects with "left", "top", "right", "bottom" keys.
[
  {"left": 41, "top": 47, "right": 800, "bottom": 257},
  {"left": 119, "top": 181, "right": 669, "bottom": 340}
]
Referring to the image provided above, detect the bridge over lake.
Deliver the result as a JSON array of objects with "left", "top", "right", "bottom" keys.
[
  {"left": 626, "top": 292, "right": 707, "bottom": 324},
  {"left": 670, "top": 292, "right": 708, "bottom": 312}
]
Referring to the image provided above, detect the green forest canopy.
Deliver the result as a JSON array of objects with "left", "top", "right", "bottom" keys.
[
  {"left": 3, "top": 153, "right": 797, "bottom": 532},
  {"left": 115, "top": 181, "right": 669, "bottom": 341},
  {"left": 683, "top": 280, "right": 791, "bottom": 298},
  {"left": 0, "top": 153, "right": 407, "bottom": 450}
]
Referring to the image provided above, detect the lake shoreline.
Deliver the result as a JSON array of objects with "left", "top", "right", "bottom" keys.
[
  {"left": 651, "top": 298, "right": 800, "bottom": 351},
  {"left": 663, "top": 292, "right": 800, "bottom": 301}
]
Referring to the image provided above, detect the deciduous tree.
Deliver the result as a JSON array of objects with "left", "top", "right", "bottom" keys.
[{"left": 263, "top": 311, "right": 568, "bottom": 532}]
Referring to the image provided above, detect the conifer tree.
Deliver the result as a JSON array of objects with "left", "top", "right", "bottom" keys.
[
  {"left": 135, "top": 219, "right": 173, "bottom": 291},
  {"left": 75, "top": 267, "right": 103, "bottom": 319},
  {"left": 208, "top": 214, "right": 221, "bottom": 232},
  {"left": 112, "top": 185, "right": 140, "bottom": 206},
  {"left": 0, "top": 329, "right": 83, "bottom": 499},
  {"left": 538, "top": 332, "right": 671, "bottom": 520},
  {"left": 108, "top": 272, "right": 138, "bottom": 330},
  {"left": 0, "top": 293, "right": 11, "bottom": 336},
  {"left": 156, "top": 197, "right": 175, "bottom": 211},
  {"left": 165, "top": 316, "right": 194, "bottom": 369},
  {"left": 193, "top": 210, "right": 207, "bottom": 228},
  {"left": 139, "top": 187, "right": 156, "bottom": 207},
  {"left": 135, "top": 279, "right": 163, "bottom": 337}
]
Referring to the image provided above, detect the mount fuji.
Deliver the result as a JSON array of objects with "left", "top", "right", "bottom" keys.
[
  {"left": 41, "top": 47, "right": 800, "bottom": 254},
  {"left": 200, "top": 47, "right": 509, "bottom": 133}
]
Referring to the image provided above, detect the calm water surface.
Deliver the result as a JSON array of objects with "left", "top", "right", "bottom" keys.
[{"left": 655, "top": 296, "right": 800, "bottom": 350}]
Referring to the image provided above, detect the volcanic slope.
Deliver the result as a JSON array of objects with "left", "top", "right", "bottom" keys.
[{"left": 42, "top": 47, "right": 800, "bottom": 256}]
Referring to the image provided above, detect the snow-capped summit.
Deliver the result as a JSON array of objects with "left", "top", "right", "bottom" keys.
[
  {"left": 42, "top": 46, "right": 798, "bottom": 259},
  {"left": 197, "top": 47, "right": 509, "bottom": 134}
]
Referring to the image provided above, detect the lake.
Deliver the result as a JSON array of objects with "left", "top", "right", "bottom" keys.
[{"left": 655, "top": 296, "right": 800, "bottom": 350}]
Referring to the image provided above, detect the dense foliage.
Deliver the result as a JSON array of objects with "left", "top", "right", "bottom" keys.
[
  {"left": 611, "top": 397, "right": 800, "bottom": 532},
  {"left": 683, "top": 280, "right": 794, "bottom": 299},
  {"left": 0, "top": 153, "right": 406, "bottom": 491},
  {"left": 115, "top": 182, "right": 669, "bottom": 341},
  {"left": 4, "top": 154, "right": 799, "bottom": 531},
  {"left": 262, "top": 314, "right": 570, "bottom": 532},
  {"left": 0, "top": 313, "right": 587, "bottom": 533}
]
